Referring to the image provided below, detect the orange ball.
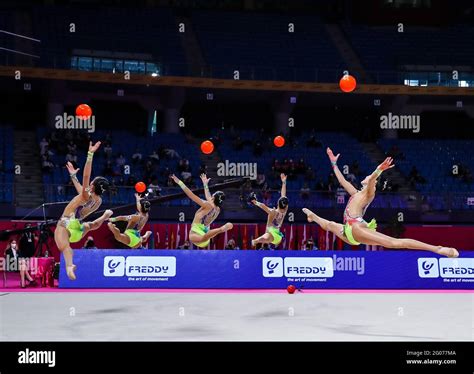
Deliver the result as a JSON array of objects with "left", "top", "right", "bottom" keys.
[
  {"left": 273, "top": 135, "right": 285, "bottom": 148},
  {"left": 339, "top": 74, "right": 357, "bottom": 93},
  {"left": 200, "top": 140, "right": 214, "bottom": 155},
  {"left": 76, "top": 104, "right": 92, "bottom": 118},
  {"left": 135, "top": 182, "right": 146, "bottom": 193}
]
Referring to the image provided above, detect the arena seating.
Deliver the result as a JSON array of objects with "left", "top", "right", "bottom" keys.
[
  {"left": 378, "top": 138, "right": 474, "bottom": 210},
  {"left": 192, "top": 10, "right": 344, "bottom": 82},
  {"left": 343, "top": 24, "right": 474, "bottom": 83},
  {"left": 37, "top": 128, "right": 200, "bottom": 205},
  {"left": 31, "top": 6, "right": 187, "bottom": 75},
  {"left": 0, "top": 126, "right": 14, "bottom": 203}
]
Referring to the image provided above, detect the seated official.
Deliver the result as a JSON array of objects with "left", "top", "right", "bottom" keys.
[{"left": 5, "top": 240, "right": 37, "bottom": 288}]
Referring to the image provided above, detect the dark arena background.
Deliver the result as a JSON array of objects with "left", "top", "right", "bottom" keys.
[{"left": 0, "top": 0, "right": 473, "bottom": 370}]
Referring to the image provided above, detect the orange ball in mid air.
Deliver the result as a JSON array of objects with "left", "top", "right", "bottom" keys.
[
  {"left": 339, "top": 74, "right": 357, "bottom": 93},
  {"left": 273, "top": 135, "right": 285, "bottom": 148},
  {"left": 135, "top": 182, "right": 146, "bottom": 193},
  {"left": 76, "top": 104, "right": 92, "bottom": 118},
  {"left": 201, "top": 140, "right": 215, "bottom": 155}
]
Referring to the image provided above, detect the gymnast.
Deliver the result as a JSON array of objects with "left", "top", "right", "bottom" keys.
[
  {"left": 54, "top": 142, "right": 112, "bottom": 280},
  {"left": 250, "top": 173, "right": 288, "bottom": 248},
  {"left": 171, "top": 173, "right": 233, "bottom": 248},
  {"left": 302, "top": 148, "right": 458, "bottom": 257},
  {"left": 107, "top": 193, "right": 152, "bottom": 248}
]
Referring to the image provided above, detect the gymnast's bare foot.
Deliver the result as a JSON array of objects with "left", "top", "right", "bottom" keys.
[
  {"left": 107, "top": 222, "right": 120, "bottom": 234},
  {"left": 66, "top": 264, "right": 77, "bottom": 280},
  {"left": 437, "top": 247, "right": 459, "bottom": 258},
  {"left": 142, "top": 231, "right": 152, "bottom": 242},
  {"left": 302, "top": 208, "right": 317, "bottom": 223},
  {"left": 220, "top": 223, "right": 233, "bottom": 232}
]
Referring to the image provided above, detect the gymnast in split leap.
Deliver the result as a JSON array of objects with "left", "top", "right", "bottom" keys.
[{"left": 302, "top": 148, "right": 458, "bottom": 257}]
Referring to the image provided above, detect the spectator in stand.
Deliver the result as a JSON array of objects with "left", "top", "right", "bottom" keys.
[
  {"left": 315, "top": 178, "right": 326, "bottom": 191},
  {"left": 65, "top": 151, "right": 77, "bottom": 165},
  {"left": 198, "top": 164, "right": 207, "bottom": 175},
  {"left": 0, "top": 159, "right": 4, "bottom": 173},
  {"left": 179, "top": 240, "right": 191, "bottom": 250},
  {"left": 50, "top": 131, "right": 60, "bottom": 149},
  {"left": 39, "top": 137, "right": 49, "bottom": 155},
  {"left": 67, "top": 140, "right": 77, "bottom": 154},
  {"left": 300, "top": 183, "right": 311, "bottom": 199},
  {"left": 103, "top": 142, "right": 113, "bottom": 160},
  {"left": 302, "top": 238, "right": 317, "bottom": 250},
  {"left": 109, "top": 179, "right": 118, "bottom": 197},
  {"left": 116, "top": 153, "right": 126, "bottom": 168},
  {"left": 82, "top": 236, "right": 98, "bottom": 249},
  {"left": 305, "top": 166, "right": 316, "bottom": 181},
  {"left": 163, "top": 147, "right": 180, "bottom": 159},
  {"left": 149, "top": 150, "right": 160, "bottom": 163},
  {"left": 180, "top": 170, "right": 192, "bottom": 183},
  {"left": 148, "top": 178, "right": 162, "bottom": 197},
  {"left": 346, "top": 171, "right": 357, "bottom": 186},
  {"left": 64, "top": 131, "right": 73, "bottom": 142},
  {"left": 57, "top": 184, "right": 64, "bottom": 197},
  {"left": 327, "top": 173, "right": 337, "bottom": 191},
  {"left": 42, "top": 155, "right": 54, "bottom": 173},
  {"left": 240, "top": 179, "right": 253, "bottom": 207},
  {"left": 255, "top": 173, "right": 266, "bottom": 188},
  {"left": 105, "top": 132, "right": 113, "bottom": 144},
  {"left": 178, "top": 158, "right": 190, "bottom": 172},
  {"left": 132, "top": 148, "right": 143, "bottom": 164},
  {"left": 144, "top": 161, "right": 154, "bottom": 181},
  {"left": 262, "top": 188, "right": 272, "bottom": 206},
  {"left": 409, "top": 166, "right": 426, "bottom": 187},
  {"left": 225, "top": 238, "right": 240, "bottom": 250},
  {"left": 161, "top": 166, "right": 171, "bottom": 181},
  {"left": 42, "top": 145, "right": 55, "bottom": 158},
  {"left": 112, "top": 162, "right": 123, "bottom": 177}
]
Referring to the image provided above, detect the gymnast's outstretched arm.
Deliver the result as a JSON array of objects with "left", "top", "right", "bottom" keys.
[
  {"left": 200, "top": 174, "right": 213, "bottom": 203},
  {"left": 249, "top": 192, "right": 273, "bottom": 214},
  {"left": 280, "top": 173, "right": 287, "bottom": 197},
  {"left": 66, "top": 161, "right": 82, "bottom": 194},
  {"left": 81, "top": 141, "right": 101, "bottom": 199},
  {"left": 326, "top": 147, "right": 358, "bottom": 196},
  {"left": 171, "top": 174, "right": 210, "bottom": 208},
  {"left": 366, "top": 157, "right": 394, "bottom": 195}
]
